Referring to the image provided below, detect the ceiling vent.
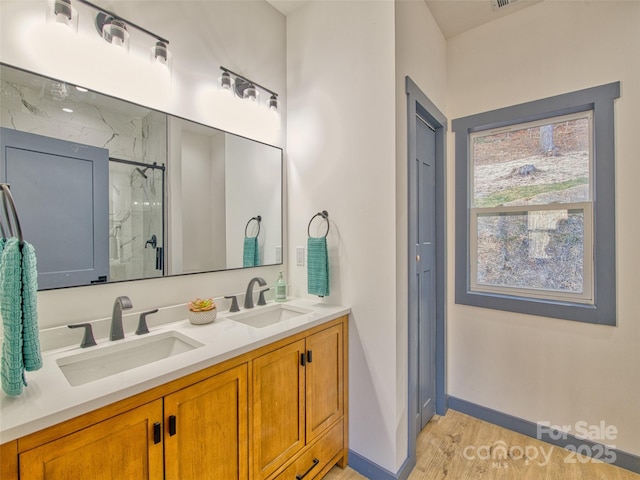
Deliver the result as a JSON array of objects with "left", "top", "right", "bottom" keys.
[{"left": 491, "top": 0, "right": 520, "bottom": 10}]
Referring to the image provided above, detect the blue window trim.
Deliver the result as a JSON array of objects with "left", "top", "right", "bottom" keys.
[{"left": 452, "top": 82, "right": 620, "bottom": 325}]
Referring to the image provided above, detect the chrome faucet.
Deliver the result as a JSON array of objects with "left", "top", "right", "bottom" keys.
[
  {"left": 244, "top": 277, "right": 267, "bottom": 309},
  {"left": 110, "top": 296, "right": 133, "bottom": 341}
]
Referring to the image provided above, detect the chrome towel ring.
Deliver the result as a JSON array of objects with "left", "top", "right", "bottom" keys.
[
  {"left": 244, "top": 215, "right": 262, "bottom": 238},
  {"left": 0, "top": 183, "right": 24, "bottom": 245},
  {"left": 307, "top": 210, "right": 329, "bottom": 238}
]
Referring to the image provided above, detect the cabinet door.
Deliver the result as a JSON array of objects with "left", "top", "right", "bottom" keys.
[
  {"left": 20, "top": 400, "right": 164, "bottom": 480},
  {"left": 164, "top": 364, "right": 248, "bottom": 480},
  {"left": 306, "top": 325, "right": 344, "bottom": 443},
  {"left": 1, "top": 441, "right": 18, "bottom": 480},
  {"left": 252, "top": 340, "right": 306, "bottom": 480}
]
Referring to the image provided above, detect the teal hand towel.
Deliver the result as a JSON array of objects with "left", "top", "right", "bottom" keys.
[
  {"left": 1, "top": 238, "right": 42, "bottom": 396},
  {"left": 243, "top": 237, "right": 259, "bottom": 267},
  {"left": 307, "top": 237, "right": 329, "bottom": 297}
]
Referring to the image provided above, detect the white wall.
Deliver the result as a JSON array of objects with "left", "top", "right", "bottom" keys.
[
  {"left": 0, "top": 0, "right": 287, "bottom": 329},
  {"left": 394, "top": 0, "right": 448, "bottom": 469},
  {"left": 0, "top": 0, "right": 284, "bottom": 146},
  {"left": 287, "top": 1, "right": 400, "bottom": 472},
  {"left": 446, "top": 0, "right": 640, "bottom": 456}
]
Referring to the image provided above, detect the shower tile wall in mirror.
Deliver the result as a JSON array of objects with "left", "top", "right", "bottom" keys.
[{"left": 0, "top": 64, "right": 283, "bottom": 290}]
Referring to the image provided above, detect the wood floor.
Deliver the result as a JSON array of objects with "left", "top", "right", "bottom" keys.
[{"left": 324, "top": 410, "right": 640, "bottom": 480}]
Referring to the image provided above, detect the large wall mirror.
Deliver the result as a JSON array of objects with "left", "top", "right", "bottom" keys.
[{"left": 0, "top": 63, "right": 282, "bottom": 290}]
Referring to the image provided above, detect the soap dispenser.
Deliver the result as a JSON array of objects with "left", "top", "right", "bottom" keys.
[{"left": 275, "top": 272, "right": 287, "bottom": 302}]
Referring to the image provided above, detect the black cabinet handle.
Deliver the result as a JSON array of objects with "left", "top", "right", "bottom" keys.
[
  {"left": 153, "top": 422, "right": 161, "bottom": 444},
  {"left": 300, "top": 352, "right": 306, "bottom": 366},
  {"left": 307, "top": 350, "right": 313, "bottom": 363},
  {"left": 296, "top": 458, "right": 319, "bottom": 479},
  {"left": 169, "top": 415, "right": 177, "bottom": 436}
]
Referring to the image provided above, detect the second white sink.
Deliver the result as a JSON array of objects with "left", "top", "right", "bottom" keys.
[
  {"left": 57, "top": 331, "right": 204, "bottom": 386},
  {"left": 228, "top": 303, "right": 312, "bottom": 328}
]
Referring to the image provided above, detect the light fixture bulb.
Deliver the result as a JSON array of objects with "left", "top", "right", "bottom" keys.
[
  {"left": 46, "top": 0, "right": 78, "bottom": 31},
  {"left": 268, "top": 94, "right": 279, "bottom": 111},
  {"left": 151, "top": 41, "right": 172, "bottom": 70},
  {"left": 243, "top": 83, "right": 258, "bottom": 102},
  {"left": 102, "top": 18, "right": 130, "bottom": 51},
  {"left": 219, "top": 71, "right": 233, "bottom": 91},
  {"left": 55, "top": 0, "right": 72, "bottom": 21},
  {"left": 154, "top": 41, "right": 167, "bottom": 62}
]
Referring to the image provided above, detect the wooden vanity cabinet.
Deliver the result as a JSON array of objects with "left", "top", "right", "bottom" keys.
[
  {"left": 10, "top": 315, "right": 348, "bottom": 480},
  {"left": 164, "top": 364, "right": 248, "bottom": 480},
  {"left": 19, "top": 400, "right": 165, "bottom": 480},
  {"left": 252, "top": 339, "right": 307, "bottom": 479},
  {"left": 17, "top": 364, "right": 248, "bottom": 480},
  {"left": 252, "top": 323, "right": 345, "bottom": 480},
  {"left": 1, "top": 440, "right": 18, "bottom": 480}
]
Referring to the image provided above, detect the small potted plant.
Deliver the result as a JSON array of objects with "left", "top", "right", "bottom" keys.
[{"left": 187, "top": 297, "right": 217, "bottom": 325}]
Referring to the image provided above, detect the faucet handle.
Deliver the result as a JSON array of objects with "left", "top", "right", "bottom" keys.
[
  {"left": 224, "top": 295, "right": 240, "bottom": 312},
  {"left": 136, "top": 309, "right": 158, "bottom": 335},
  {"left": 68, "top": 323, "right": 97, "bottom": 348},
  {"left": 257, "top": 288, "right": 270, "bottom": 306}
]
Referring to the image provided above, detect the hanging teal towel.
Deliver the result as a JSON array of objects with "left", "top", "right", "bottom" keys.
[
  {"left": 243, "top": 236, "right": 259, "bottom": 267},
  {"left": 307, "top": 237, "right": 329, "bottom": 297},
  {"left": 1, "top": 238, "right": 42, "bottom": 396}
]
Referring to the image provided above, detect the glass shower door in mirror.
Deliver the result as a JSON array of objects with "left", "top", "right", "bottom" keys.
[{"left": 109, "top": 160, "right": 164, "bottom": 282}]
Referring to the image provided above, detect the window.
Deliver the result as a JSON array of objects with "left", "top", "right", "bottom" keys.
[{"left": 453, "top": 83, "right": 620, "bottom": 324}]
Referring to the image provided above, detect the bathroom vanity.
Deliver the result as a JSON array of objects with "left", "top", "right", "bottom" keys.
[{"left": 0, "top": 301, "right": 349, "bottom": 480}]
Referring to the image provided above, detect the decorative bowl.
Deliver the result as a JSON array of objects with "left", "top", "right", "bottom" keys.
[{"left": 188, "top": 308, "right": 217, "bottom": 325}]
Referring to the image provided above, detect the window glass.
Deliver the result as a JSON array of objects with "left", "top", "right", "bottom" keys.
[
  {"left": 474, "top": 208, "right": 586, "bottom": 296},
  {"left": 471, "top": 114, "right": 591, "bottom": 208},
  {"left": 453, "top": 81, "right": 619, "bottom": 324}
]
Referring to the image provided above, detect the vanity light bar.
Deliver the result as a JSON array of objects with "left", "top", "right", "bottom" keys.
[
  {"left": 77, "top": 0, "right": 170, "bottom": 45},
  {"left": 219, "top": 67, "right": 279, "bottom": 111},
  {"left": 50, "top": 0, "right": 171, "bottom": 65}
]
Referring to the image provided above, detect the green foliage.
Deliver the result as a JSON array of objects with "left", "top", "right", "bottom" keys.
[
  {"left": 475, "top": 177, "right": 589, "bottom": 208},
  {"left": 188, "top": 297, "right": 216, "bottom": 312}
]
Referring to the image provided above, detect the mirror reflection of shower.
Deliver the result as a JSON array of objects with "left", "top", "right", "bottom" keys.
[{"left": 109, "top": 159, "right": 164, "bottom": 282}]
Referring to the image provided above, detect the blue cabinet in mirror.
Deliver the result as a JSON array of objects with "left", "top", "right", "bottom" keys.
[{"left": 0, "top": 63, "right": 283, "bottom": 290}]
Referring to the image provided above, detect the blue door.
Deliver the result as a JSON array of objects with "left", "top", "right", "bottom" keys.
[
  {"left": 0, "top": 128, "right": 109, "bottom": 289},
  {"left": 416, "top": 115, "right": 436, "bottom": 430}
]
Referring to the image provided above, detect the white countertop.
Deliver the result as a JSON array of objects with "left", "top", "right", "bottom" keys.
[{"left": 0, "top": 299, "right": 350, "bottom": 443}]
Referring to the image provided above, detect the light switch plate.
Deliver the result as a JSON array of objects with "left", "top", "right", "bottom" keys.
[
  {"left": 275, "top": 246, "right": 282, "bottom": 263},
  {"left": 296, "top": 246, "right": 305, "bottom": 266}
]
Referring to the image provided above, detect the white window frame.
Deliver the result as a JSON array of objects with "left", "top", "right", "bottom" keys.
[{"left": 468, "top": 111, "right": 594, "bottom": 304}]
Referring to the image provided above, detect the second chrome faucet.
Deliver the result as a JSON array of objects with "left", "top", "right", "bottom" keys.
[
  {"left": 244, "top": 277, "right": 267, "bottom": 309},
  {"left": 110, "top": 296, "right": 133, "bottom": 341}
]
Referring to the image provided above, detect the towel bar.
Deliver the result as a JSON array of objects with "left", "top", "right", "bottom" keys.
[
  {"left": 0, "top": 183, "right": 24, "bottom": 245},
  {"left": 244, "top": 215, "right": 262, "bottom": 238},
  {"left": 307, "top": 210, "right": 329, "bottom": 238}
]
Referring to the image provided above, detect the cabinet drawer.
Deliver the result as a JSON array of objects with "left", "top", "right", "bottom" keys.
[{"left": 274, "top": 419, "right": 343, "bottom": 480}]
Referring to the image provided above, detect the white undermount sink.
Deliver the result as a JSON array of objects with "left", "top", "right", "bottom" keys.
[
  {"left": 56, "top": 331, "right": 204, "bottom": 387},
  {"left": 228, "top": 303, "right": 312, "bottom": 328}
]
